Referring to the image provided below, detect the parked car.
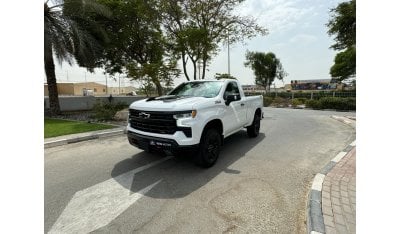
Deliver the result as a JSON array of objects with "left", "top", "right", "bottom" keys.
[{"left": 126, "top": 91, "right": 137, "bottom": 96}]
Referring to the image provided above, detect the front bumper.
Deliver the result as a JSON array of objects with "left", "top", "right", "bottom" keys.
[{"left": 127, "top": 131, "right": 198, "bottom": 153}]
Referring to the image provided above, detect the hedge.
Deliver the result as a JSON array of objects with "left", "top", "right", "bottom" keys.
[
  {"left": 305, "top": 97, "right": 355, "bottom": 111},
  {"left": 318, "top": 97, "right": 356, "bottom": 110},
  {"left": 92, "top": 100, "right": 127, "bottom": 120}
]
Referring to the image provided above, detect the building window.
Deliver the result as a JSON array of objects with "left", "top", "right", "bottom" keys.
[
  {"left": 103, "top": 89, "right": 105, "bottom": 92},
  {"left": 94, "top": 88, "right": 97, "bottom": 92}
]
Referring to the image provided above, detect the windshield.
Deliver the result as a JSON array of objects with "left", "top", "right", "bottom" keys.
[{"left": 169, "top": 81, "right": 224, "bottom": 98}]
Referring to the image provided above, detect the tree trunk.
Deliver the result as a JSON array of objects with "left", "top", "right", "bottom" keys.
[
  {"left": 181, "top": 52, "right": 190, "bottom": 81},
  {"left": 44, "top": 44, "right": 61, "bottom": 115},
  {"left": 189, "top": 56, "right": 197, "bottom": 80},
  {"left": 201, "top": 58, "right": 207, "bottom": 80},
  {"left": 152, "top": 77, "right": 163, "bottom": 96}
]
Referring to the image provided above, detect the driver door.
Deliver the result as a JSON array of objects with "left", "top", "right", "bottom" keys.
[{"left": 222, "top": 82, "right": 246, "bottom": 134}]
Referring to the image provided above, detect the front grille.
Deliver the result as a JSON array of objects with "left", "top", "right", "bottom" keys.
[
  {"left": 129, "top": 109, "right": 176, "bottom": 134},
  {"left": 129, "top": 109, "right": 192, "bottom": 137}
]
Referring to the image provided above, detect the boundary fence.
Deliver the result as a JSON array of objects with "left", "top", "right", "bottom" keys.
[
  {"left": 245, "top": 91, "right": 356, "bottom": 100},
  {"left": 44, "top": 96, "right": 146, "bottom": 112}
]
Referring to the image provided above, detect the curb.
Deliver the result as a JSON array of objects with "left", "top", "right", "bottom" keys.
[
  {"left": 331, "top": 115, "right": 356, "bottom": 125},
  {"left": 306, "top": 139, "right": 356, "bottom": 234},
  {"left": 44, "top": 128, "right": 126, "bottom": 149}
]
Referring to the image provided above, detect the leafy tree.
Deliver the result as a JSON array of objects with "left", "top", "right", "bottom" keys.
[
  {"left": 327, "top": 0, "right": 356, "bottom": 81},
  {"left": 44, "top": 0, "right": 110, "bottom": 115},
  {"left": 330, "top": 47, "right": 356, "bottom": 80},
  {"left": 95, "top": 0, "right": 179, "bottom": 96},
  {"left": 126, "top": 59, "right": 180, "bottom": 96},
  {"left": 244, "top": 51, "right": 285, "bottom": 91},
  {"left": 137, "top": 77, "right": 157, "bottom": 97},
  {"left": 276, "top": 61, "right": 288, "bottom": 82},
  {"left": 161, "top": 0, "right": 267, "bottom": 81},
  {"left": 214, "top": 73, "right": 237, "bottom": 80}
]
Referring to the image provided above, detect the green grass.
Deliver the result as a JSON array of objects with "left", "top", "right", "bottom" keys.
[{"left": 44, "top": 118, "right": 116, "bottom": 138}]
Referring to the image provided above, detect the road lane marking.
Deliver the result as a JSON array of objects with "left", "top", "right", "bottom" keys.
[
  {"left": 311, "top": 173, "right": 325, "bottom": 191},
  {"left": 49, "top": 156, "right": 172, "bottom": 234}
]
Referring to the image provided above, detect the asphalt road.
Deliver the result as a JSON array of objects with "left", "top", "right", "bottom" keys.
[{"left": 44, "top": 107, "right": 355, "bottom": 233}]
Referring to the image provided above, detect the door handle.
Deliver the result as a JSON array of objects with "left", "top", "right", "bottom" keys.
[{"left": 241, "top": 103, "right": 245, "bottom": 106}]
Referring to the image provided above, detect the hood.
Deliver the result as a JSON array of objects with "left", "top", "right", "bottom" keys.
[{"left": 130, "top": 95, "right": 209, "bottom": 111}]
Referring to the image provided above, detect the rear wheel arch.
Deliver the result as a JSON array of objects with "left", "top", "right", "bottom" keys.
[
  {"left": 255, "top": 108, "right": 262, "bottom": 118},
  {"left": 247, "top": 109, "right": 261, "bottom": 138}
]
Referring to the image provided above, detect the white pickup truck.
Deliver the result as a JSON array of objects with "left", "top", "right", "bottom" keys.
[{"left": 127, "top": 79, "right": 263, "bottom": 167}]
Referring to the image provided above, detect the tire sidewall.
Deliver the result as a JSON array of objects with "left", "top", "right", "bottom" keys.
[
  {"left": 196, "top": 128, "right": 221, "bottom": 167},
  {"left": 254, "top": 114, "right": 260, "bottom": 135},
  {"left": 247, "top": 113, "right": 260, "bottom": 138}
]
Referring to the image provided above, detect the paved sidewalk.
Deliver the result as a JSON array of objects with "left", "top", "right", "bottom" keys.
[{"left": 321, "top": 147, "right": 356, "bottom": 234}]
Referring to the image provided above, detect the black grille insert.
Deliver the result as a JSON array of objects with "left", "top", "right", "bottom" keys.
[{"left": 129, "top": 109, "right": 192, "bottom": 137}]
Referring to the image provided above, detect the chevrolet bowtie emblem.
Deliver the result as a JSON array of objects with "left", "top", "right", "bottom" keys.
[{"left": 139, "top": 112, "right": 150, "bottom": 119}]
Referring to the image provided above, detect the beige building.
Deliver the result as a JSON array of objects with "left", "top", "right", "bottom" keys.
[
  {"left": 284, "top": 84, "right": 293, "bottom": 91},
  {"left": 44, "top": 82, "right": 107, "bottom": 96},
  {"left": 242, "top": 85, "right": 266, "bottom": 94},
  {"left": 107, "top": 86, "right": 137, "bottom": 95}
]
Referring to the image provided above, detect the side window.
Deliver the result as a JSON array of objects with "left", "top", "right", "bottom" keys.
[
  {"left": 224, "top": 82, "right": 240, "bottom": 99},
  {"left": 231, "top": 82, "right": 240, "bottom": 94}
]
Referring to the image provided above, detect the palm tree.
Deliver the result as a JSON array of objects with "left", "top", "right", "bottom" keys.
[{"left": 44, "top": 0, "right": 110, "bottom": 115}]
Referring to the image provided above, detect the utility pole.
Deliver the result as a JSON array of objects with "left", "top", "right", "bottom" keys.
[
  {"left": 118, "top": 73, "right": 121, "bottom": 95},
  {"left": 84, "top": 71, "right": 87, "bottom": 96},
  {"left": 227, "top": 31, "right": 231, "bottom": 75},
  {"left": 105, "top": 74, "right": 108, "bottom": 95}
]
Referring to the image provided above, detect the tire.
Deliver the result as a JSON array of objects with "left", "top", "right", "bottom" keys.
[
  {"left": 247, "top": 114, "right": 260, "bottom": 138},
  {"left": 194, "top": 128, "right": 221, "bottom": 168}
]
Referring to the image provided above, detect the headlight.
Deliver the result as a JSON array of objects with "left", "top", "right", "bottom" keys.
[{"left": 173, "top": 110, "right": 197, "bottom": 119}]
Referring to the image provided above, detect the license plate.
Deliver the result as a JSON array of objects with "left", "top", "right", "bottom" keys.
[{"left": 149, "top": 140, "right": 172, "bottom": 147}]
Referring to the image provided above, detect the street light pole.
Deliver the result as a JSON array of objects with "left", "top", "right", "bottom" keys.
[
  {"left": 227, "top": 31, "right": 230, "bottom": 75},
  {"left": 105, "top": 74, "right": 108, "bottom": 95}
]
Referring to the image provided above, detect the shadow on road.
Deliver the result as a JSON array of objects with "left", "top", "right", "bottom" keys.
[{"left": 111, "top": 130, "right": 265, "bottom": 199}]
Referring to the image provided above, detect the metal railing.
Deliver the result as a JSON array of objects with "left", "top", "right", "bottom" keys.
[{"left": 245, "top": 91, "right": 356, "bottom": 100}]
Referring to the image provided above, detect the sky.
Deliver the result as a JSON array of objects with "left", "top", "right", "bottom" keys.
[{"left": 50, "top": 0, "right": 345, "bottom": 88}]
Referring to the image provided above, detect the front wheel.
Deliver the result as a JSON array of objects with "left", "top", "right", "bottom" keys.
[
  {"left": 194, "top": 128, "right": 221, "bottom": 168},
  {"left": 247, "top": 114, "right": 260, "bottom": 138}
]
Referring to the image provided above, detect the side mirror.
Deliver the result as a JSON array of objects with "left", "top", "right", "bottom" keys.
[{"left": 225, "top": 94, "right": 240, "bottom": 106}]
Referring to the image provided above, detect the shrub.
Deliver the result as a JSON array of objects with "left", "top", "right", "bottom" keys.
[
  {"left": 271, "top": 97, "right": 290, "bottom": 107},
  {"left": 344, "top": 97, "right": 356, "bottom": 110},
  {"left": 318, "top": 97, "right": 356, "bottom": 110},
  {"left": 92, "top": 101, "right": 127, "bottom": 120},
  {"left": 305, "top": 99, "right": 321, "bottom": 109},
  {"left": 290, "top": 98, "right": 303, "bottom": 107},
  {"left": 263, "top": 97, "right": 273, "bottom": 107},
  {"left": 297, "top": 98, "right": 307, "bottom": 104}
]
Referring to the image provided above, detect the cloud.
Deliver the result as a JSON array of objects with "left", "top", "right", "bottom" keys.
[
  {"left": 289, "top": 34, "right": 318, "bottom": 44},
  {"left": 236, "top": 0, "right": 314, "bottom": 33}
]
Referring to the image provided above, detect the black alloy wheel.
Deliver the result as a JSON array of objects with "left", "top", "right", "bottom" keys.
[
  {"left": 247, "top": 114, "right": 260, "bottom": 138},
  {"left": 195, "top": 128, "right": 221, "bottom": 168}
]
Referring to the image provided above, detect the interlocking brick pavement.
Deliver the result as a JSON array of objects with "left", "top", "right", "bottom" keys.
[{"left": 321, "top": 147, "right": 356, "bottom": 234}]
